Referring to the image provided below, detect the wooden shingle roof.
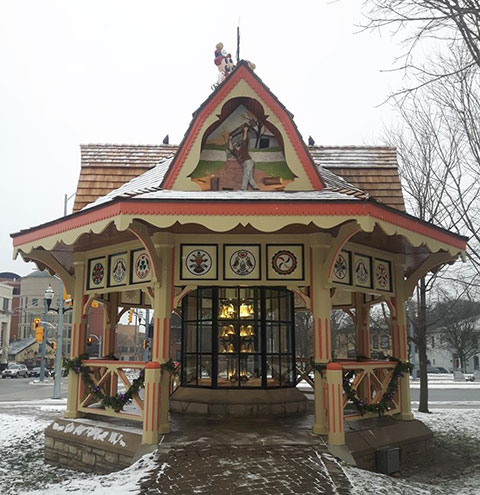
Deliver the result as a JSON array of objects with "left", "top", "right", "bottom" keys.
[
  {"left": 73, "top": 144, "right": 405, "bottom": 212},
  {"left": 73, "top": 144, "right": 178, "bottom": 212},
  {"left": 309, "top": 146, "right": 405, "bottom": 211}
]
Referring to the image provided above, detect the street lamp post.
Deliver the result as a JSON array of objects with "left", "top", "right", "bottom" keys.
[
  {"left": 52, "top": 283, "right": 65, "bottom": 399},
  {"left": 39, "top": 285, "right": 54, "bottom": 382}
]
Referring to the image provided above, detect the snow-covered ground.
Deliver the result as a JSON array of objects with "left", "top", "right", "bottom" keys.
[{"left": 0, "top": 399, "right": 479, "bottom": 494}]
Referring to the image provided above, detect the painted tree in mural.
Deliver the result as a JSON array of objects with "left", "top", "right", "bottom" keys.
[{"left": 189, "top": 98, "right": 297, "bottom": 191}]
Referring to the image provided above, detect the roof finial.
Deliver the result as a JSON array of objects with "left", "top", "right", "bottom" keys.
[{"left": 213, "top": 42, "right": 235, "bottom": 87}]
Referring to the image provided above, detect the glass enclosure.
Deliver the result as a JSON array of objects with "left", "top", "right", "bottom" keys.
[{"left": 181, "top": 287, "right": 295, "bottom": 388}]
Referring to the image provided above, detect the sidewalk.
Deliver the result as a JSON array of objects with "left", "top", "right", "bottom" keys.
[{"left": 138, "top": 404, "right": 353, "bottom": 495}]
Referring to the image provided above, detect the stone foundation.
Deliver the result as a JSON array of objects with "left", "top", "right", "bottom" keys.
[
  {"left": 45, "top": 417, "right": 155, "bottom": 473},
  {"left": 170, "top": 387, "right": 307, "bottom": 417},
  {"left": 335, "top": 416, "right": 433, "bottom": 471}
]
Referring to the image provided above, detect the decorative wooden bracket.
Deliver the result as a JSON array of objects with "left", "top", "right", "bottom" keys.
[
  {"left": 286, "top": 285, "right": 311, "bottom": 309},
  {"left": 323, "top": 221, "right": 362, "bottom": 281},
  {"left": 127, "top": 220, "right": 162, "bottom": 282},
  {"left": 405, "top": 252, "right": 457, "bottom": 297},
  {"left": 22, "top": 249, "right": 74, "bottom": 295},
  {"left": 173, "top": 285, "right": 196, "bottom": 308}
]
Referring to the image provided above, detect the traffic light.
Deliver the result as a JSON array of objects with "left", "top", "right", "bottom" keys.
[
  {"left": 142, "top": 339, "right": 148, "bottom": 350},
  {"left": 52, "top": 342, "right": 57, "bottom": 350},
  {"left": 35, "top": 326, "right": 44, "bottom": 343},
  {"left": 128, "top": 309, "right": 133, "bottom": 324},
  {"left": 33, "top": 318, "right": 41, "bottom": 330}
]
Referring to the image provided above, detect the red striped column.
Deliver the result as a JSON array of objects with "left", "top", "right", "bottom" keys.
[
  {"left": 310, "top": 245, "right": 332, "bottom": 435},
  {"left": 327, "top": 362, "right": 345, "bottom": 446},
  {"left": 142, "top": 361, "right": 161, "bottom": 444}
]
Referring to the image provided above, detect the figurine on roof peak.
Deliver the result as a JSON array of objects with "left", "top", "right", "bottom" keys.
[{"left": 214, "top": 42, "right": 235, "bottom": 85}]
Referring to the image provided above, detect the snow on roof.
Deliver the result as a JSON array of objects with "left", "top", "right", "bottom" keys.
[
  {"left": 5, "top": 337, "right": 36, "bottom": 356},
  {"left": 83, "top": 155, "right": 174, "bottom": 210}
]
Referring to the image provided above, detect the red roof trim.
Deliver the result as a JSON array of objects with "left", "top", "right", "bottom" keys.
[
  {"left": 12, "top": 200, "right": 466, "bottom": 251},
  {"left": 161, "top": 63, "right": 324, "bottom": 190}
]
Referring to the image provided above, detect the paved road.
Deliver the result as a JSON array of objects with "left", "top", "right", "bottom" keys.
[
  {"left": 0, "top": 375, "right": 68, "bottom": 401},
  {"left": 410, "top": 387, "right": 480, "bottom": 406}
]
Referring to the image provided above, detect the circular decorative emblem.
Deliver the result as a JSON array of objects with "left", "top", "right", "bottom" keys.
[
  {"left": 333, "top": 254, "right": 347, "bottom": 280},
  {"left": 355, "top": 260, "right": 369, "bottom": 285},
  {"left": 112, "top": 258, "right": 127, "bottom": 283},
  {"left": 230, "top": 249, "right": 256, "bottom": 276},
  {"left": 376, "top": 263, "right": 389, "bottom": 288},
  {"left": 272, "top": 250, "right": 297, "bottom": 275},
  {"left": 92, "top": 262, "right": 104, "bottom": 285},
  {"left": 186, "top": 249, "right": 212, "bottom": 275},
  {"left": 135, "top": 253, "right": 151, "bottom": 280}
]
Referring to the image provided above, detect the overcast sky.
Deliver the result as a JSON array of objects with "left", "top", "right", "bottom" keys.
[{"left": 0, "top": 0, "right": 404, "bottom": 276}]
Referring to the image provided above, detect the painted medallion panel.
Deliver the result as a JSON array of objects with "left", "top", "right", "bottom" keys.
[
  {"left": 180, "top": 244, "right": 218, "bottom": 280},
  {"left": 266, "top": 244, "right": 304, "bottom": 281},
  {"left": 332, "top": 250, "right": 352, "bottom": 285},
  {"left": 130, "top": 249, "right": 152, "bottom": 285},
  {"left": 121, "top": 290, "right": 142, "bottom": 306},
  {"left": 108, "top": 252, "right": 128, "bottom": 288},
  {"left": 374, "top": 259, "right": 392, "bottom": 292},
  {"left": 189, "top": 100, "right": 296, "bottom": 192},
  {"left": 353, "top": 254, "right": 372, "bottom": 289},
  {"left": 224, "top": 244, "right": 261, "bottom": 280},
  {"left": 87, "top": 257, "right": 106, "bottom": 291}
]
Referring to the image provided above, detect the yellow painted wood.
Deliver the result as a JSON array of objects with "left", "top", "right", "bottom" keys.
[
  {"left": 65, "top": 258, "right": 86, "bottom": 419},
  {"left": 326, "top": 363, "right": 345, "bottom": 446},
  {"left": 142, "top": 363, "right": 161, "bottom": 444}
]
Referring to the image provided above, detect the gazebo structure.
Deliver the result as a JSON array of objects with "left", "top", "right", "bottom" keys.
[{"left": 12, "top": 59, "right": 467, "bottom": 471}]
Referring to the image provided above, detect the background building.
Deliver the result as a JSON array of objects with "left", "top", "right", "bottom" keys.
[
  {"left": 0, "top": 281, "right": 13, "bottom": 369},
  {"left": 18, "top": 270, "right": 72, "bottom": 354}
]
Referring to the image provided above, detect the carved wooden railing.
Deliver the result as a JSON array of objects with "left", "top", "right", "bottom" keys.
[
  {"left": 78, "top": 360, "right": 145, "bottom": 422},
  {"left": 336, "top": 359, "right": 401, "bottom": 420},
  {"left": 295, "top": 357, "right": 314, "bottom": 392}
]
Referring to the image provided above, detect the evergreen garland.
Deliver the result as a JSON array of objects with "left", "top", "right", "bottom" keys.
[
  {"left": 160, "top": 358, "right": 180, "bottom": 376},
  {"left": 343, "top": 359, "right": 414, "bottom": 416},
  {"left": 63, "top": 353, "right": 144, "bottom": 413},
  {"left": 63, "top": 354, "right": 181, "bottom": 413},
  {"left": 308, "top": 356, "right": 414, "bottom": 416}
]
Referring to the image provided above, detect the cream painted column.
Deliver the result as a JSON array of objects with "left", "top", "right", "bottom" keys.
[
  {"left": 310, "top": 237, "right": 333, "bottom": 435},
  {"left": 65, "top": 258, "right": 86, "bottom": 419},
  {"left": 151, "top": 233, "right": 174, "bottom": 434},
  {"left": 391, "top": 259, "right": 414, "bottom": 420}
]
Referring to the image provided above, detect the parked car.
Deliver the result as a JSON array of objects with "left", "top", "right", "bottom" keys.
[
  {"left": 28, "top": 367, "right": 51, "bottom": 378},
  {"left": 435, "top": 367, "right": 450, "bottom": 373},
  {"left": 1, "top": 363, "right": 28, "bottom": 378},
  {"left": 427, "top": 366, "right": 444, "bottom": 374}
]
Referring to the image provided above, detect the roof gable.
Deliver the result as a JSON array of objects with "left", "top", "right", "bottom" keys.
[{"left": 161, "top": 62, "right": 324, "bottom": 192}]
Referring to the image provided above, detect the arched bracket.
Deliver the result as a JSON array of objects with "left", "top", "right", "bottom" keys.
[
  {"left": 324, "top": 221, "right": 362, "bottom": 281},
  {"left": 174, "top": 285, "right": 197, "bottom": 308},
  {"left": 286, "top": 285, "right": 311, "bottom": 309},
  {"left": 22, "top": 249, "right": 74, "bottom": 295},
  {"left": 405, "top": 252, "right": 458, "bottom": 297},
  {"left": 127, "top": 220, "right": 162, "bottom": 282}
]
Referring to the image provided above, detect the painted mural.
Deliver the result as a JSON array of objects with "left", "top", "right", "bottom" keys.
[{"left": 189, "top": 104, "right": 297, "bottom": 191}]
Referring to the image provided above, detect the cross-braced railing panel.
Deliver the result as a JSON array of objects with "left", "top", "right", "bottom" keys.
[
  {"left": 78, "top": 360, "right": 145, "bottom": 422},
  {"left": 295, "top": 357, "right": 315, "bottom": 390},
  {"left": 338, "top": 360, "right": 401, "bottom": 420}
]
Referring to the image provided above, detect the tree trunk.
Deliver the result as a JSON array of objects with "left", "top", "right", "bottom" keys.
[{"left": 418, "top": 278, "right": 429, "bottom": 413}]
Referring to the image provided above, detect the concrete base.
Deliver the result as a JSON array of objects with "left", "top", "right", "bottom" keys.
[
  {"left": 170, "top": 387, "right": 307, "bottom": 417},
  {"left": 45, "top": 417, "right": 155, "bottom": 473},
  {"left": 336, "top": 415, "right": 433, "bottom": 471}
]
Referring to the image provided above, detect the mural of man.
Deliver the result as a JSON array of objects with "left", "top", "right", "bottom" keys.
[{"left": 229, "top": 125, "right": 259, "bottom": 190}]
